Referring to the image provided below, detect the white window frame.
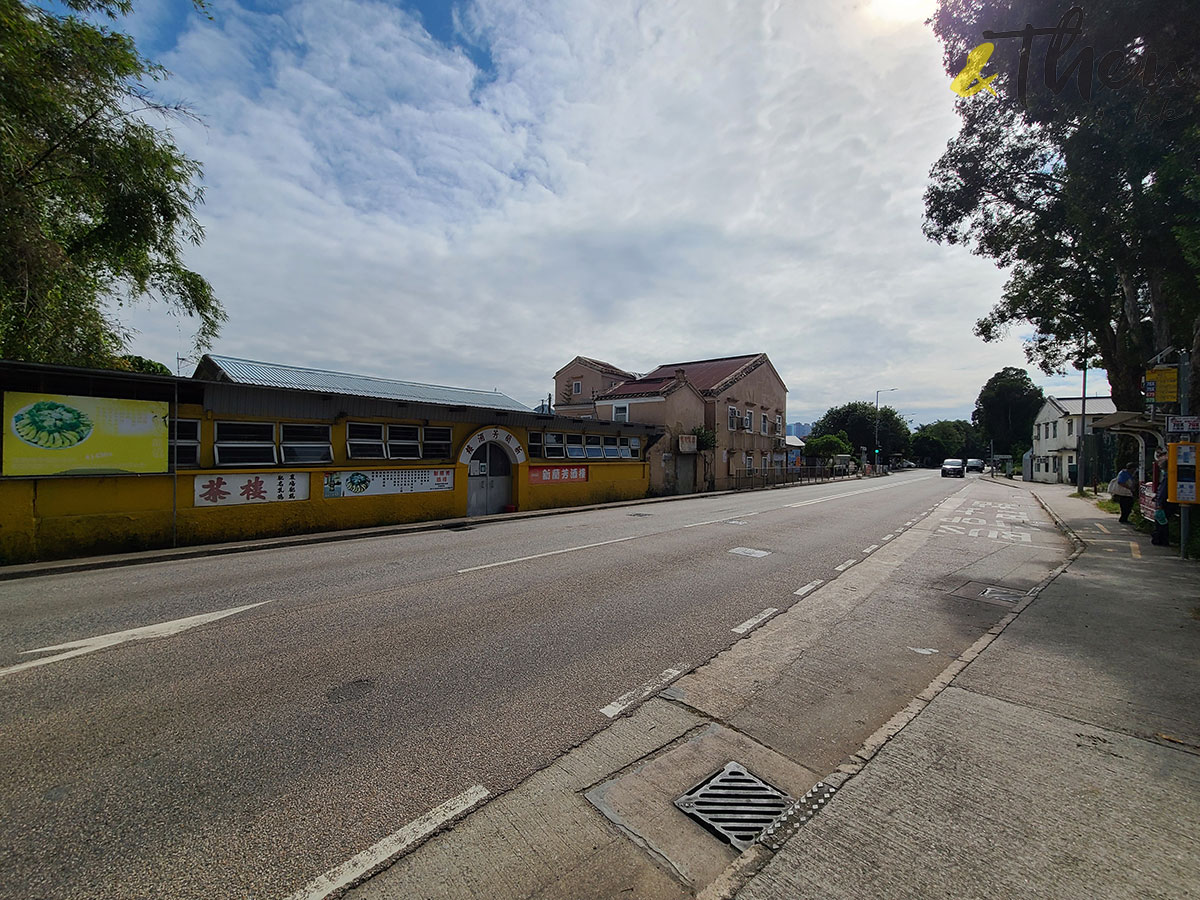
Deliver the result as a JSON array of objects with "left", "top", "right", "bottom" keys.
[
  {"left": 742, "top": 410, "right": 752, "bottom": 430},
  {"left": 613, "top": 404, "right": 629, "bottom": 423},
  {"left": 728, "top": 406, "right": 739, "bottom": 430},
  {"left": 1067, "top": 419, "right": 1074, "bottom": 437},
  {"left": 603, "top": 435, "right": 619, "bottom": 458},
  {"left": 544, "top": 432, "right": 565, "bottom": 458},
  {"left": 347, "top": 422, "right": 386, "bottom": 459},
  {"left": 775, "top": 414, "right": 782, "bottom": 435},
  {"left": 169, "top": 418, "right": 200, "bottom": 468},
  {"left": 761, "top": 413, "right": 769, "bottom": 435},
  {"left": 280, "top": 423, "right": 333, "bottom": 464},
  {"left": 528, "top": 431, "right": 543, "bottom": 457},
  {"left": 584, "top": 434, "right": 603, "bottom": 459},
  {"left": 214, "top": 421, "right": 276, "bottom": 466},
  {"left": 387, "top": 424, "right": 421, "bottom": 459},
  {"left": 618, "top": 437, "right": 632, "bottom": 458},
  {"left": 1052, "top": 421, "right": 1058, "bottom": 438},
  {"left": 422, "top": 426, "right": 453, "bottom": 459},
  {"left": 572, "top": 380, "right": 582, "bottom": 395},
  {"left": 566, "top": 433, "right": 585, "bottom": 459}
]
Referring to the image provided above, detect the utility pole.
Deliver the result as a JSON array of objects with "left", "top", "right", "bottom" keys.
[
  {"left": 1077, "top": 333, "right": 1087, "bottom": 493},
  {"left": 875, "top": 387, "right": 897, "bottom": 473},
  {"left": 1180, "top": 351, "right": 1191, "bottom": 559}
]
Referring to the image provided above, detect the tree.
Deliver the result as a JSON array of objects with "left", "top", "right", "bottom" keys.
[
  {"left": 973, "top": 367, "right": 1045, "bottom": 457},
  {"left": 114, "top": 353, "right": 171, "bottom": 375},
  {"left": 803, "top": 433, "right": 852, "bottom": 462},
  {"left": 911, "top": 419, "right": 982, "bottom": 465},
  {"left": 811, "top": 401, "right": 911, "bottom": 459},
  {"left": 0, "top": 0, "right": 224, "bottom": 368},
  {"left": 925, "top": 0, "right": 1200, "bottom": 408}
]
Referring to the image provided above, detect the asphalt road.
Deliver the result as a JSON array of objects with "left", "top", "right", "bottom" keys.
[{"left": 0, "top": 471, "right": 967, "bottom": 900}]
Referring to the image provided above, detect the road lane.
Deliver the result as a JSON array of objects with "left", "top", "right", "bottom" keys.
[{"left": 0, "top": 471, "right": 967, "bottom": 899}]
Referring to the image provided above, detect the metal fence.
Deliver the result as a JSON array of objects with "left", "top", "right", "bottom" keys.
[{"left": 731, "top": 466, "right": 865, "bottom": 491}]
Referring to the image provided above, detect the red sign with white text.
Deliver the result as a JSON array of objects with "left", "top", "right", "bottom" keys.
[{"left": 530, "top": 465, "right": 588, "bottom": 484}]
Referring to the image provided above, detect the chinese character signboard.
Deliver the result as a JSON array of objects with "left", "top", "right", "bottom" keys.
[
  {"left": 1167, "top": 416, "right": 1200, "bottom": 434},
  {"left": 1144, "top": 367, "right": 1178, "bottom": 404},
  {"left": 678, "top": 434, "right": 698, "bottom": 453},
  {"left": 323, "top": 468, "right": 454, "bottom": 497},
  {"left": 457, "top": 427, "right": 526, "bottom": 465},
  {"left": 3, "top": 392, "right": 168, "bottom": 476},
  {"left": 529, "top": 465, "right": 588, "bottom": 484},
  {"left": 194, "top": 473, "right": 310, "bottom": 507}
]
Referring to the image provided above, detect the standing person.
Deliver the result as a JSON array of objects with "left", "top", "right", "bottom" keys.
[
  {"left": 1112, "top": 461, "right": 1139, "bottom": 524},
  {"left": 1152, "top": 449, "right": 1171, "bottom": 546}
]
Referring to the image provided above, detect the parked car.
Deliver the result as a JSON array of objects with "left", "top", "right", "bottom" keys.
[
  {"left": 966, "top": 458, "right": 985, "bottom": 473},
  {"left": 941, "top": 458, "right": 965, "bottom": 477}
]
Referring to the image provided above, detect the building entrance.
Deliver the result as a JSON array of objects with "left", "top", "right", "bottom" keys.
[{"left": 466, "top": 442, "right": 513, "bottom": 516}]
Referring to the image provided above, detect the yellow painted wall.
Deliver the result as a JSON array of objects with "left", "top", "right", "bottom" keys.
[
  {"left": 522, "top": 461, "right": 649, "bottom": 510},
  {"left": 0, "top": 445, "right": 651, "bottom": 565}
]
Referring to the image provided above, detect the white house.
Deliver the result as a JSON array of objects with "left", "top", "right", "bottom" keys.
[{"left": 1029, "top": 396, "right": 1117, "bottom": 483}]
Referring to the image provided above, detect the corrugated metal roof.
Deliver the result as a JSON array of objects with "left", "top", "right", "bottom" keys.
[
  {"left": 198, "top": 355, "right": 531, "bottom": 413},
  {"left": 1049, "top": 396, "right": 1117, "bottom": 416}
]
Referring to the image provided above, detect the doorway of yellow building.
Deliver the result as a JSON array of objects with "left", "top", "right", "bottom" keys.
[{"left": 466, "top": 442, "right": 513, "bottom": 516}]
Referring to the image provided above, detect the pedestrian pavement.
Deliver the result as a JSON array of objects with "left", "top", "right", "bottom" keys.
[{"left": 736, "top": 480, "right": 1200, "bottom": 900}]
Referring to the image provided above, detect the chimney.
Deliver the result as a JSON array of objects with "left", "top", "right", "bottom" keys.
[{"left": 675, "top": 368, "right": 686, "bottom": 383}]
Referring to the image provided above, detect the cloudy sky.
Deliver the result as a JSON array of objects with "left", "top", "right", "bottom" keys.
[{"left": 114, "top": 0, "right": 1106, "bottom": 423}]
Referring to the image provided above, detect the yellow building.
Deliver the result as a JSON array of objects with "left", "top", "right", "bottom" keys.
[{"left": 0, "top": 356, "right": 659, "bottom": 565}]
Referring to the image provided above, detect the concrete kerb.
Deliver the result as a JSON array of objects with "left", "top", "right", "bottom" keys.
[{"left": 0, "top": 474, "right": 875, "bottom": 581}]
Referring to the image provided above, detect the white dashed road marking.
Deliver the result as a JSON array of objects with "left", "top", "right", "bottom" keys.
[
  {"left": 601, "top": 668, "right": 683, "bottom": 718},
  {"left": 835, "top": 559, "right": 857, "bottom": 572},
  {"left": 728, "top": 547, "right": 771, "bottom": 558},
  {"left": 793, "top": 579, "right": 825, "bottom": 597},
  {"left": 863, "top": 544, "right": 879, "bottom": 554},
  {"left": 732, "top": 608, "right": 780, "bottom": 634},
  {"left": 284, "top": 785, "right": 490, "bottom": 900},
  {"left": 457, "top": 536, "right": 638, "bottom": 573}
]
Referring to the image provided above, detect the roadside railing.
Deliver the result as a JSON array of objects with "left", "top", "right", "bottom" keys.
[{"left": 731, "top": 466, "right": 862, "bottom": 492}]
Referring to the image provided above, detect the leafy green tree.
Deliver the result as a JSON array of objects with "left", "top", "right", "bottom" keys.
[
  {"left": 811, "top": 401, "right": 911, "bottom": 459},
  {"left": 114, "top": 354, "right": 172, "bottom": 375},
  {"left": 925, "top": 0, "right": 1200, "bottom": 408},
  {"left": 972, "top": 368, "right": 1045, "bottom": 457},
  {"left": 0, "top": 0, "right": 223, "bottom": 367},
  {"left": 911, "top": 420, "right": 982, "bottom": 466},
  {"left": 803, "top": 433, "right": 852, "bottom": 462}
]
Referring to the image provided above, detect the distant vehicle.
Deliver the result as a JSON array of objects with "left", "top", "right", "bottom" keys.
[
  {"left": 941, "top": 458, "right": 965, "bottom": 477},
  {"left": 897, "top": 459, "right": 917, "bottom": 469},
  {"left": 966, "top": 458, "right": 985, "bottom": 472}
]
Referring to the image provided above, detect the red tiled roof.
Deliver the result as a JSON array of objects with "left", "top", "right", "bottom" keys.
[
  {"left": 555, "top": 356, "right": 637, "bottom": 380},
  {"left": 597, "top": 354, "right": 772, "bottom": 400}
]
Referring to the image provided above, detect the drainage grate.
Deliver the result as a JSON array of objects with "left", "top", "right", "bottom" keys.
[
  {"left": 627, "top": 512, "right": 653, "bottom": 517},
  {"left": 674, "top": 762, "right": 794, "bottom": 851},
  {"left": 759, "top": 781, "right": 837, "bottom": 851}
]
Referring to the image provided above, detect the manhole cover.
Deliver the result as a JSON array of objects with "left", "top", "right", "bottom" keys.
[
  {"left": 950, "top": 581, "right": 1026, "bottom": 606},
  {"left": 674, "top": 762, "right": 794, "bottom": 851},
  {"left": 627, "top": 512, "right": 653, "bottom": 517},
  {"left": 760, "top": 781, "right": 837, "bottom": 850}
]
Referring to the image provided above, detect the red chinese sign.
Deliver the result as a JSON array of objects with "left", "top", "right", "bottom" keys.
[
  {"left": 530, "top": 465, "right": 588, "bottom": 484},
  {"left": 194, "top": 472, "right": 310, "bottom": 506}
]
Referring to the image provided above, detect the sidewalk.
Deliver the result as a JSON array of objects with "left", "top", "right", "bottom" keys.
[{"left": 737, "top": 482, "right": 1200, "bottom": 899}]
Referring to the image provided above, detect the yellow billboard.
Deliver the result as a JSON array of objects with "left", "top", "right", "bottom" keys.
[{"left": 3, "top": 392, "right": 168, "bottom": 476}]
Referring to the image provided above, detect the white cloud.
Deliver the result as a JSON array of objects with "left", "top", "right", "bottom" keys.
[{"left": 120, "top": 0, "right": 1069, "bottom": 421}]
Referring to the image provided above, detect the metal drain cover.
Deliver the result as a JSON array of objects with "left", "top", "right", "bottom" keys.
[
  {"left": 760, "top": 781, "right": 837, "bottom": 850},
  {"left": 627, "top": 512, "right": 653, "bottom": 517},
  {"left": 674, "top": 762, "right": 794, "bottom": 851}
]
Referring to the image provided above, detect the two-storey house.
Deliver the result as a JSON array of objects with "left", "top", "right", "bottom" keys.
[{"left": 1030, "top": 395, "right": 1116, "bottom": 483}]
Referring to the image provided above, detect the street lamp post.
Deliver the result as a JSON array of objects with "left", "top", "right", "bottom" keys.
[{"left": 875, "top": 388, "right": 898, "bottom": 471}]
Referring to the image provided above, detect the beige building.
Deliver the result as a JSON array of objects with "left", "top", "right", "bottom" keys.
[
  {"left": 590, "top": 354, "right": 787, "bottom": 494},
  {"left": 552, "top": 356, "right": 638, "bottom": 417},
  {"left": 1030, "top": 396, "right": 1116, "bottom": 483}
]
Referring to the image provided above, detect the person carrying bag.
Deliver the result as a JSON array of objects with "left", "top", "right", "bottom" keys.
[{"left": 1108, "top": 461, "right": 1139, "bottom": 524}]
